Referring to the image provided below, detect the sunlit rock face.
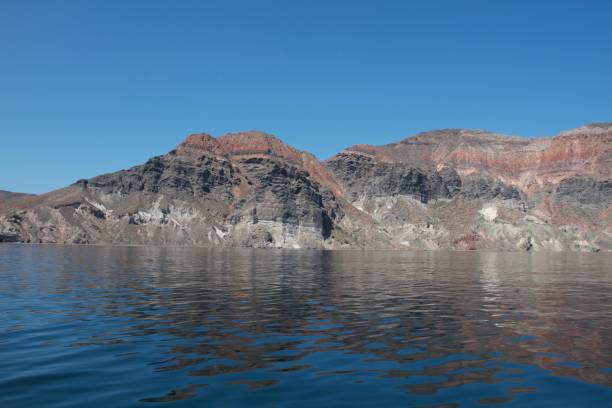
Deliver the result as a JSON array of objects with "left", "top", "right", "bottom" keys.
[
  {"left": 322, "top": 123, "right": 611, "bottom": 252},
  {"left": 1, "top": 124, "right": 611, "bottom": 251},
  {"left": 0, "top": 131, "right": 342, "bottom": 249},
  {"left": 340, "top": 124, "right": 612, "bottom": 192}
]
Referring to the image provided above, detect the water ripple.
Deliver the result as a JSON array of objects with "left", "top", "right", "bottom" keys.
[{"left": 0, "top": 246, "right": 611, "bottom": 407}]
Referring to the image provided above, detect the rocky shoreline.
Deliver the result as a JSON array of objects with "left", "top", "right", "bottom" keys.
[{"left": 1, "top": 124, "right": 610, "bottom": 251}]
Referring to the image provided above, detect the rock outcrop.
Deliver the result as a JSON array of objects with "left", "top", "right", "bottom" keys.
[
  {"left": 1, "top": 124, "right": 610, "bottom": 251},
  {"left": 344, "top": 124, "right": 612, "bottom": 193},
  {"left": 0, "top": 132, "right": 344, "bottom": 249}
]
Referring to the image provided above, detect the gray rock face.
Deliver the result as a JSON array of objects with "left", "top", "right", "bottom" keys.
[
  {"left": 556, "top": 177, "right": 612, "bottom": 206},
  {"left": 324, "top": 145, "right": 609, "bottom": 252},
  {"left": 0, "top": 214, "right": 23, "bottom": 242},
  {"left": 325, "top": 152, "right": 521, "bottom": 203},
  {"left": 83, "top": 153, "right": 240, "bottom": 201},
  {"left": 459, "top": 175, "right": 523, "bottom": 201},
  {"left": 228, "top": 157, "right": 339, "bottom": 247},
  {"left": 325, "top": 152, "right": 461, "bottom": 203}
]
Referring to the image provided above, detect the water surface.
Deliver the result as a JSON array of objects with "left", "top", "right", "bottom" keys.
[{"left": 1, "top": 246, "right": 611, "bottom": 407}]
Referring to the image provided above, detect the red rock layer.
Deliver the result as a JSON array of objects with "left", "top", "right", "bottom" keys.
[
  {"left": 176, "top": 131, "right": 344, "bottom": 197},
  {"left": 341, "top": 124, "right": 612, "bottom": 192}
]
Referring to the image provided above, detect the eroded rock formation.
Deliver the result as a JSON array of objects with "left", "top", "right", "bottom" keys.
[{"left": 1, "top": 124, "right": 610, "bottom": 251}]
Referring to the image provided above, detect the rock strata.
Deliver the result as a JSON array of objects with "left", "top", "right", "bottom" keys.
[{"left": 1, "top": 124, "right": 610, "bottom": 251}]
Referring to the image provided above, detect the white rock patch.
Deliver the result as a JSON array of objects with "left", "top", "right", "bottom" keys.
[
  {"left": 479, "top": 206, "right": 498, "bottom": 222},
  {"left": 214, "top": 226, "right": 226, "bottom": 240}
]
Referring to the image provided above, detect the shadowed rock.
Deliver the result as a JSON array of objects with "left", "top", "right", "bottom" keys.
[{"left": 0, "top": 124, "right": 610, "bottom": 251}]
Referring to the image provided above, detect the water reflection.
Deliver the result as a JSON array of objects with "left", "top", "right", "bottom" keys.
[{"left": 0, "top": 247, "right": 611, "bottom": 407}]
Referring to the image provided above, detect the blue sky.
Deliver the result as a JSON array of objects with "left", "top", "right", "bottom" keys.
[{"left": 1, "top": 0, "right": 611, "bottom": 194}]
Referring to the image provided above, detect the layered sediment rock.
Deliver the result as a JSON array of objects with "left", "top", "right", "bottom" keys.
[
  {"left": 344, "top": 124, "right": 612, "bottom": 193},
  {"left": 1, "top": 124, "right": 610, "bottom": 251},
  {"left": 0, "top": 132, "right": 343, "bottom": 249}
]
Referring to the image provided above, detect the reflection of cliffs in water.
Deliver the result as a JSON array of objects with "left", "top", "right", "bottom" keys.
[{"left": 34, "top": 246, "right": 612, "bottom": 399}]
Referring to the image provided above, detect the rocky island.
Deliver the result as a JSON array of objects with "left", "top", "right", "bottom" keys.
[{"left": 1, "top": 123, "right": 610, "bottom": 251}]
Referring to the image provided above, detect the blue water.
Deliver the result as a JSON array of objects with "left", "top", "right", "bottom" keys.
[{"left": 1, "top": 246, "right": 611, "bottom": 407}]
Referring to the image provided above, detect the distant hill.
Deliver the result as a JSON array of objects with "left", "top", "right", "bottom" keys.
[
  {"left": 0, "top": 123, "right": 610, "bottom": 251},
  {"left": 0, "top": 190, "right": 34, "bottom": 201}
]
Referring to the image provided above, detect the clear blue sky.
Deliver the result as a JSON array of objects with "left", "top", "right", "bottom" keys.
[{"left": 1, "top": 0, "right": 611, "bottom": 194}]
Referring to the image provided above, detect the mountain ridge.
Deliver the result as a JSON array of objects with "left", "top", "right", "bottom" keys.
[{"left": 1, "top": 123, "right": 610, "bottom": 251}]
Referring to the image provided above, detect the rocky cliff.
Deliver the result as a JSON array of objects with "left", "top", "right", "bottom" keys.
[{"left": 1, "top": 124, "right": 611, "bottom": 251}]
